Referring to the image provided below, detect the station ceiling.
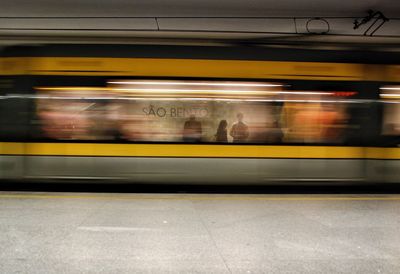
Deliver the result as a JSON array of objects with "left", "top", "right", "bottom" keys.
[
  {"left": 0, "top": 0, "right": 398, "bottom": 17},
  {"left": 0, "top": 0, "right": 399, "bottom": 47}
]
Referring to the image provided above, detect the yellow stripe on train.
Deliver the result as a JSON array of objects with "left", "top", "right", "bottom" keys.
[
  {"left": 0, "top": 143, "right": 400, "bottom": 159},
  {"left": 1, "top": 57, "right": 399, "bottom": 82}
]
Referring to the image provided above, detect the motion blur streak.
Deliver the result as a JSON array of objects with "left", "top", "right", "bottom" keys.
[{"left": 0, "top": 44, "right": 398, "bottom": 184}]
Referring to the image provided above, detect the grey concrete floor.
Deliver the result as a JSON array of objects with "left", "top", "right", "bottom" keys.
[{"left": 1, "top": 192, "right": 400, "bottom": 273}]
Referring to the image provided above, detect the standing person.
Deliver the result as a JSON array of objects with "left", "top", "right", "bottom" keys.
[
  {"left": 183, "top": 115, "right": 202, "bottom": 142},
  {"left": 230, "top": 113, "right": 249, "bottom": 143},
  {"left": 215, "top": 120, "right": 228, "bottom": 142}
]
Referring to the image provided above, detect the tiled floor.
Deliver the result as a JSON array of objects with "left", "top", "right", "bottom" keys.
[{"left": 1, "top": 192, "right": 399, "bottom": 273}]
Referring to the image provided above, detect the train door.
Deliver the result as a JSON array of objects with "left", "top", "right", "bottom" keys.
[
  {"left": 0, "top": 94, "right": 27, "bottom": 180},
  {"left": 268, "top": 89, "right": 368, "bottom": 182},
  {"left": 378, "top": 86, "right": 400, "bottom": 183},
  {"left": 0, "top": 77, "right": 31, "bottom": 180},
  {"left": 24, "top": 88, "right": 100, "bottom": 180}
]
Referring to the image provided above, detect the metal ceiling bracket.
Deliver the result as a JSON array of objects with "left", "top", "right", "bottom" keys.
[{"left": 353, "top": 10, "right": 389, "bottom": 36}]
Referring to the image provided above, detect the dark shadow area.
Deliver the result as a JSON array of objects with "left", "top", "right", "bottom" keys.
[{"left": 0, "top": 181, "right": 400, "bottom": 195}]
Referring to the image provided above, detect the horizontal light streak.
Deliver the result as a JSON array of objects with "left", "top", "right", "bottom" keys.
[
  {"left": 108, "top": 80, "right": 284, "bottom": 87},
  {"left": 37, "top": 87, "right": 109, "bottom": 91},
  {"left": 380, "top": 93, "right": 400, "bottom": 98},
  {"left": 380, "top": 86, "right": 400, "bottom": 91},
  {"left": 36, "top": 86, "right": 336, "bottom": 96},
  {"left": 112, "top": 88, "right": 333, "bottom": 96},
  {"left": 0, "top": 93, "right": 367, "bottom": 104},
  {"left": 1, "top": 96, "right": 362, "bottom": 104}
]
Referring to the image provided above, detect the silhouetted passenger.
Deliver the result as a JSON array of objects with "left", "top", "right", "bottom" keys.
[
  {"left": 230, "top": 113, "right": 249, "bottom": 143},
  {"left": 183, "top": 115, "right": 202, "bottom": 142},
  {"left": 215, "top": 120, "right": 228, "bottom": 142}
]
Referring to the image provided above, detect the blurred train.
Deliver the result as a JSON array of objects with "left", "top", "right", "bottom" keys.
[{"left": 0, "top": 44, "right": 399, "bottom": 184}]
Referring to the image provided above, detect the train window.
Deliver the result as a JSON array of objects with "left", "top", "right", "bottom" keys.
[
  {"left": 281, "top": 101, "right": 350, "bottom": 144},
  {"left": 35, "top": 88, "right": 117, "bottom": 141},
  {"left": 380, "top": 86, "right": 400, "bottom": 144},
  {"left": 34, "top": 81, "right": 362, "bottom": 145},
  {"left": 116, "top": 99, "right": 279, "bottom": 143}
]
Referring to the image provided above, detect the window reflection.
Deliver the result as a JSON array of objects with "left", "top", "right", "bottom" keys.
[
  {"left": 282, "top": 102, "right": 348, "bottom": 143},
  {"left": 35, "top": 81, "right": 357, "bottom": 144}
]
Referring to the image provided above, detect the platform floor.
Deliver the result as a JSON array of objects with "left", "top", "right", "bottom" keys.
[{"left": 1, "top": 192, "right": 400, "bottom": 273}]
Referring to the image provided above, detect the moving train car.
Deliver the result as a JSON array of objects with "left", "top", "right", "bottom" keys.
[{"left": 0, "top": 44, "right": 399, "bottom": 184}]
